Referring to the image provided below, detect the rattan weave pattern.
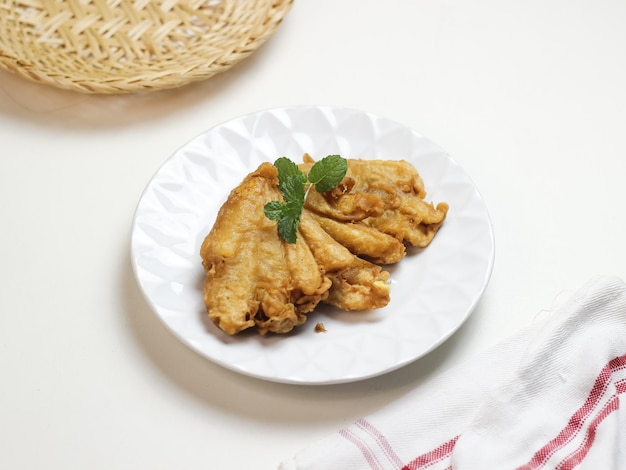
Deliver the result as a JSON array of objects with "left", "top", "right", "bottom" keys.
[{"left": 0, "top": 0, "right": 293, "bottom": 93}]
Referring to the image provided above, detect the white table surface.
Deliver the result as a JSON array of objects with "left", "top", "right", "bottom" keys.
[{"left": 1, "top": 1, "right": 625, "bottom": 468}]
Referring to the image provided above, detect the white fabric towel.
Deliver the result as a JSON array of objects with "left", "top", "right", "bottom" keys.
[{"left": 279, "top": 275, "right": 626, "bottom": 470}]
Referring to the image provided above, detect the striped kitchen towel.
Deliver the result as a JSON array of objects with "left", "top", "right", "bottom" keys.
[{"left": 279, "top": 275, "right": 626, "bottom": 470}]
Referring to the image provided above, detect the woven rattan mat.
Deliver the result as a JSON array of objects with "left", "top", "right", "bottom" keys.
[{"left": 0, "top": 0, "right": 293, "bottom": 94}]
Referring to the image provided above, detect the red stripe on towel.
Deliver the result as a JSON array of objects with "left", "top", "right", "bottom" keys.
[
  {"left": 339, "top": 428, "right": 384, "bottom": 470},
  {"left": 355, "top": 419, "right": 404, "bottom": 469},
  {"left": 518, "top": 354, "right": 626, "bottom": 470},
  {"left": 401, "top": 435, "right": 459, "bottom": 470},
  {"left": 555, "top": 394, "right": 620, "bottom": 470}
]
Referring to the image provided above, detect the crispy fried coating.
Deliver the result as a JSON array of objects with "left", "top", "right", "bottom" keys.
[
  {"left": 302, "top": 157, "right": 449, "bottom": 248},
  {"left": 200, "top": 156, "right": 447, "bottom": 335},
  {"left": 325, "top": 258, "right": 391, "bottom": 311},
  {"left": 298, "top": 211, "right": 391, "bottom": 311},
  {"left": 307, "top": 212, "right": 406, "bottom": 264},
  {"left": 200, "top": 163, "right": 329, "bottom": 335}
]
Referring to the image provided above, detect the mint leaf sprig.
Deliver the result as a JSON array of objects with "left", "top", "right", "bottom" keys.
[{"left": 264, "top": 155, "right": 348, "bottom": 243}]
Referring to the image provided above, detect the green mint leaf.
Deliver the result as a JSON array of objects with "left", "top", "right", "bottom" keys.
[
  {"left": 263, "top": 200, "right": 287, "bottom": 221},
  {"left": 265, "top": 155, "right": 347, "bottom": 243},
  {"left": 264, "top": 174, "right": 305, "bottom": 244},
  {"left": 274, "top": 174, "right": 305, "bottom": 243},
  {"left": 308, "top": 155, "right": 348, "bottom": 193},
  {"left": 277, "top": 214, "right": 300, "bottom": 244},
  {"left": 280, "top": 173, "right": 306, "bottom": 209},
  {"left": 274, "top": 157, "right": 306, "bottom": 191}
]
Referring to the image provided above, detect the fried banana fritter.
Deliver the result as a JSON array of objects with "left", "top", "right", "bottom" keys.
[
  {"left": 200, "top": 163, "right": 330, "bottom": 335},
  {"left": 200, "top": 156, "right": 448, "bottom": 336},
  {"left": 298, "top": 211, "right": 391, "bottom": 311},
  {"left": 301, "top": 156, "right": 449, "bottom": 248}
]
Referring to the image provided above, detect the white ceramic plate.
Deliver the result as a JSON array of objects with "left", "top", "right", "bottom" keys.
[{"left": 130, "top": 106, "right": 495, "bottom": 385}]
